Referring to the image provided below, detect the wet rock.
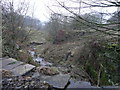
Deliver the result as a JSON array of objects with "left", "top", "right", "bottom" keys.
[
  {"left": 28, "top": 50, "right": 36, "bottom": 57},
  {"left": 34, "top": 57, "right": 52, "bottom": 66},
  {"left": 37, "top": 66, "right": 59, "bottom": 75},
  {"left": 39, "top": 74, "right": 70, "bottom": 89}
]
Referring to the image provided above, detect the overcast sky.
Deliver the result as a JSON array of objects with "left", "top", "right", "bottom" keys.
[
  {"left": 29, "top": 0, "right": 51, "bottom": 22},
  {"left": 12, "top": 0, "right": 118, "bottom": 22}
]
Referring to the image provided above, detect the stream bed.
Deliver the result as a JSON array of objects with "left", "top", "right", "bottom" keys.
[
  {"left": 2, "top": 45, "right": 119, "bottom": 89},
  {"left": 27, "top": 46, "right": 99, "bottom": 89},
  {"left": 28, "top": 49, "right": 52, "bottom": 66}
]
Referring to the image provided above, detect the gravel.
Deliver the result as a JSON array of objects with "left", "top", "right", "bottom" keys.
[{"left": 2, "top": 76, "right": 52, "bottom": 89}]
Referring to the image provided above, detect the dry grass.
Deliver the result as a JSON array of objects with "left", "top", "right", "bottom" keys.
[{"left": 28, "top": 30, "right": 48, "bottom": 43}]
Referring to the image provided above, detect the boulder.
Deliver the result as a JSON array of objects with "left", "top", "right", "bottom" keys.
[
  {"left": 39, "top": 74, "right": 70, "bottom": 89},
  {"left": 67, "top": 79, "right": 97, "bottom": 88}
]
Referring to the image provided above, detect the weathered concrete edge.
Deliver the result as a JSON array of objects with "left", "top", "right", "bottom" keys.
[
  {"left": 11, "top": 64, "right": 36, "bottom": 76},
  {"left": 21, "top": 65, "right": 36, "bottom": 76},
  {"left": 20, "top": 64, "right": 36, "bottom": 76},
  {"left": 0, "top": 2, "right": 2, "bottom": 89}
]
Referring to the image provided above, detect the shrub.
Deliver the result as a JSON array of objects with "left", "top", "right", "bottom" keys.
[{"left": 79, "top": 37, "right": 119, "bottom": 86}]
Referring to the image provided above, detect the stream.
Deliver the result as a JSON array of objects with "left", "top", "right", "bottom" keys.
[
  {"left": 28, "top": 48, "right": 52, "bottom": 66},
  {"left": 27, "top": 44, "right": 119, "bottom": 89},
  {"left": 27, "top": 45, "right": 99, "bottom": 89},
  {"left": 2, "top": 45, "right": 119, "bottom": 89}
]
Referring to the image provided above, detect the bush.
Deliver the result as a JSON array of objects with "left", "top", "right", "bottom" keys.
[
  {"left": 2, "top": 1, "right": 30, "bottom": 60},
  {"left": 78, "top": 37, "right": 119, "bottom": 86}
]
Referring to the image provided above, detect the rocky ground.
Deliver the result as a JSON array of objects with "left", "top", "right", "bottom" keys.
[
  {"left": 1, "top": 65, "right": 93, "bottom": 89},
  {"left": 1, "top": 55, "right": 97, "bottom": 89},
  {"left": 2, "top": 76, "right": 50, "bottom": 89},
  {"left": 1, "top": 30, "right": 119, "bottom": 89},
  {"left": 2, "top": 64, "right": 119, "bottom": 89}
]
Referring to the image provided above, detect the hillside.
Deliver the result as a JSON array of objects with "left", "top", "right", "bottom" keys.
[{"left": 29, "top": 29, "right": 119, "bottom": 86}]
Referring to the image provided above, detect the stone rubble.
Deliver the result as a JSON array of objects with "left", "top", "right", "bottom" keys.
[{"left": 1, "top": 57, "right": 120, "bottom": 89}]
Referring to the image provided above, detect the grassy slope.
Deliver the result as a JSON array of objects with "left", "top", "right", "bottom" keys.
[
  {"left": 28, "top": 29, "right": 118, "bottom": 85},
  {"left": 28, "top": 30, "right": 48, "bottom": 43}
]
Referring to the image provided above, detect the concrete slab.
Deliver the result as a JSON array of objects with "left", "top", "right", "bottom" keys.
[
  {"left": 67, "top": 79, "right": 98, "bottom": 88},
  {"left": 1, "top": 58, "right": 20, "bottom": 67},
  {"left": 39, "top": 74, "right": 70, "bottom": 89},
  {"left": 3, "top": 62, "right": 23, "bottom": 70},
  {"left": 1, "top": 58, "right": 35, "bottom": 76},
  {"left": 11, "top": 64, "right": 35, "bottom": 76}
]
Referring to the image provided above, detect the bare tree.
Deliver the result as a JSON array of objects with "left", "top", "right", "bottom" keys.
[
  {"left": 1, "top": 0, "right": 30, "bottom": 58},
  {"left": 46, "top": 0, "right": 120, "bottom": 85},
  {"left": 49, "top": 0, "right": 120, "bottom": 36}
]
